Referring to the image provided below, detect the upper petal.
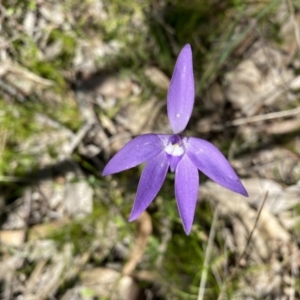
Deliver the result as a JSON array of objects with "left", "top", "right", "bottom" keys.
[
  {"left": 102, "top": 134, "right": 163, "bottom": 175},
  {"left": 175, "top": 155, "right": 199, "bottom": 235},
  {"left": 186, "top": 137, "right": 248, "bottom": 196},
  {"left": 129, "top": 151, "right": 169, "bottom": 221},
  {"left": 167, "top": 44, "right": 194, "bottom": 134}
]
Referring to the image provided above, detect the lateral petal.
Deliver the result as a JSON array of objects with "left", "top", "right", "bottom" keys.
[
  {"left": 167, "top": 44, "right": 194, "bottom": 134},
  {"left": 175, "top": 155, "right": 199, "bottom": 235},
  {"left": 102, "top": 134, "right": 163, "bottom": 175},
  {"left": 186, "top": 137, "right": 248, "bottom": 196},
  {"left": 129, "top": 151, "right": 169, "bottom": 221}
]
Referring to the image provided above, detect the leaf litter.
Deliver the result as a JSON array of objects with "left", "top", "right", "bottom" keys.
[{"left": 1, "top": 0, "right": 300, "bottom": 299}]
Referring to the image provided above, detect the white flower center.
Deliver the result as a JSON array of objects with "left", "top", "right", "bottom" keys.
[{"left": 165, "top": 143, "right": 184, "bottom": 156}]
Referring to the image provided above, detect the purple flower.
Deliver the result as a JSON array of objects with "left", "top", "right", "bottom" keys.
[{"left": 103, "top": 44, "right": 248, "bottom": 234}]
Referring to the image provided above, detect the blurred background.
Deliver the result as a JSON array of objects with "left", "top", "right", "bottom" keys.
[{"left": 1, "top": 0, "right": 300, "bottom": 299}]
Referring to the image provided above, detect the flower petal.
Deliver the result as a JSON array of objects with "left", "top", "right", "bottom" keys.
[
  {"left": 175, "top": 155, "right": 199, "bottom": 235},
  {"left": 129, "top": 152, "right": 169, "bottom": 221},
  {"left": 186, "top": 137, "right": 248, "bottom": 196},
  {"left": 102, "top": 134, "right": 163, "bottom": 175},
  {"left": 167, "top": 44, "right": 194, "bottom": 134}
]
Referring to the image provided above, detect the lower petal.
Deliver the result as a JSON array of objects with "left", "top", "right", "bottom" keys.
[
  {"left": 129, "top": 151, "right": 169, "bottom": 221},
  {"left": 175, "top": 155, "right": 199, "bottom": 235}
]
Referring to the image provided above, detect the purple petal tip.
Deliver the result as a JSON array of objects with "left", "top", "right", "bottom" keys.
[
  {"left": 186, "top": 137, "right": 249, "bottom": 198},
  {"left": 128, "top": 214, "right": 137, "bottom": 222},
  {"left": 175, "top": 155, "right": 199, "bottom": 235},
  {"left": 102, "top": 134, "right": 163, "bottom": 176},
  {"left": 239, "top": 182, "right": 249, "bottom": 197},
  {"left": 128, "top": 151, "right": 169, "bottom": 222}
]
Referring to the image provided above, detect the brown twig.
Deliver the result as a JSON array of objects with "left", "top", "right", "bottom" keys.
[
  {"left": 122, "top": 211, "right": 152, "bottom": 276},
  {"left": 227, "top": 107, "right": 300, "bottom": 127}
]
